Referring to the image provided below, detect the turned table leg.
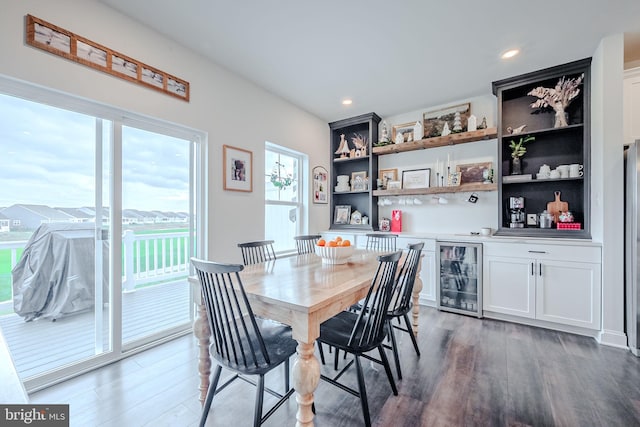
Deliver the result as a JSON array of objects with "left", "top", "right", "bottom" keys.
[
  {"left": 292, "top": 341, "right": 320, "bottom": 427},
  {"left": 411, "top": 257, "right": 424, "bottom": 337},
  {"left": 193, "top": 300, "right": 211, "bottom": 405}
]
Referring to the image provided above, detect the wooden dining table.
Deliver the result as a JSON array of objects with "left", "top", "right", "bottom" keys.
[{"left": 190, "top": 249, "right": 423, "bottom": 426}]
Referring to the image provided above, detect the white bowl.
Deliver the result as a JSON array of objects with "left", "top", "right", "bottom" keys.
[{"left": 314, "top": 244, "right": 355, "bottom": 264}]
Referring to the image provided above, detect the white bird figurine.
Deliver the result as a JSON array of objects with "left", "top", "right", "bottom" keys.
[{"left": 507, "top": 125, "right": 527, "bottom": 134}]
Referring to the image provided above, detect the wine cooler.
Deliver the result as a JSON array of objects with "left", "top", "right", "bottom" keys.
[{"left": 436, "top": 241, "right": 483, "bottom": 318}]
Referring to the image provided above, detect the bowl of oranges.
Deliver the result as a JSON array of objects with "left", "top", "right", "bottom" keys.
[{"left": 315, "top": 236, "right": 354, "bottom": 264}]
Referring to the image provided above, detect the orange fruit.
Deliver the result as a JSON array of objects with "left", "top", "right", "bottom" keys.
[
  {"left": 335, "top": 236, "right": 343, "bottom": 242},
  {"left": 340, "top": 239, "right": 351, "bottom": 247},
  {"left": 317, "top": 239, "right": 326, "bottom": 246},
  {"left": 327, "top": 240, "right": 338, "bottom": 247}
]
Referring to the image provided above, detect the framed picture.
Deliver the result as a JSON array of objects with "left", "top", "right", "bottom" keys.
[
  {"left": 223, "top": 144, "right": 253, "bottom": 192},
  {"left": 456, "top": 162, "right": 493, "bottom": 184},
  {"left": 448, "top": 172, "right": 462, "bottom": 187},
  {"left": 402, "top": 168, "right": 431, "bottom": 189},
  {"left": 26, "top": 15, "right": 190, "bottom": 101},
  {"left": 334, "top": 205, "right": 351, "bottom": 224},
  {"left": 387, "top": 180, "right": 402, "bottom": 190},
  {"left": 391, "top": 122, "right": 415, "bottom": 143},
  {"left": 312, "top": 166, "right": 328, "bottom": 204},
  {"left": 351, "top": 171, "right": 368, "bottom": 191},
  {"left": 379, "top": 168, "right": 398, "bottom": 185},
  {"left": 423, "top": 103, "right": 471, "bottom": 138}
]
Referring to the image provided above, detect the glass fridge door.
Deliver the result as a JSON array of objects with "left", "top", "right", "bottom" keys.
[{"left": 436, "top": 241, "right": 483, "bottom": 318}]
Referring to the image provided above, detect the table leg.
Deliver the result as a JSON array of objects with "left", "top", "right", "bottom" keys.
[
  {"left": 193, "top": 301, "right": 211, "bottom": 405},
  {"left": 292, "top": 341, "right": 320, "bottom": 427},
  {"left": 411, "top": 257, "right": 424, "bottom": 337}
]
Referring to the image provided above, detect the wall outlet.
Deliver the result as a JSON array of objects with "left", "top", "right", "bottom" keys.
[{"left": 527, "top": 213, "right": 538, "bottom": 226}]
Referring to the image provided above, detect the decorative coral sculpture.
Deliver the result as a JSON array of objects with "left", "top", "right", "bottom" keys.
[{"left": 527, "top": 74, "right": 583, "bottom": 128}]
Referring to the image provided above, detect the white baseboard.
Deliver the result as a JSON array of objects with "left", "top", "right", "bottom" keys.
[{"left": 597, "top": 329, "right": 628, "bottom": 348}]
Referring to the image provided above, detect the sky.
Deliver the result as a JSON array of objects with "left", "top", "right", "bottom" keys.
[{"left": 0, "top": 93, "right": 190, "bottom": 212}]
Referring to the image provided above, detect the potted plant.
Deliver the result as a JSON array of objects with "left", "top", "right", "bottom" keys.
[{"left": 509, "top": 135, "right": 535, "bottom": 175}]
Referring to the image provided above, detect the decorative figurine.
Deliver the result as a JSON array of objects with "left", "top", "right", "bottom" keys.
[
  {"left": 394, "top": 130, "right": 404, "bottom": 144},
  {"left": 441, "top": 122, "right": 451, "bottom": 136},
  {"left": 335, "top": 134, "right": 350, "bottom": 158},
  {"left": 467, "top": 114, "right": 477, "bottom": 132},
  {"left": 478, "top": 117, "right": 488, "bottom": 129},
  {"left": 507, "top": 125, "right": 527, "bottom": 134},
  {"left": 452, "top": 112, "right": 463, "bottom": 132},
  {"left": 380, "top": 121, "right": 389, "bottom": 142},
  {"left": 413, "top": 120, "right": 424, "bottom": 141}
]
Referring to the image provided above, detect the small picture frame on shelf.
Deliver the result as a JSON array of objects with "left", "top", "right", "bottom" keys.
[
  {"left": 351, "top": 171, "right": 368, "bottom": 191},
  {"left": 447, "top": 172, "right": 462, "bottom": 187},
  {"left": 391, "top": 122, "right": 415, "bottom": 143},
  {"left": 334, "top": 205, "right": 351, "bottom": 224},
  {"left": 402, "top": 168, "right": 431, "bottom": 189},
  {"left": 379, "top": 168, "right": 398, "bottom": 187},
  {"left": 387, "top": 180, "right": 402, "bottom": 190},
  {"left": 350, "top": 210, "right": 362, "bottom": 225}
]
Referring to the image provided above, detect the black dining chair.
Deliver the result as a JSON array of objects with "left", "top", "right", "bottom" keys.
[
  {"left": 191, "top": 258, "right": 297, "bottom": 427},
  {"left": 365, "top": 233, "right": 398, "bottom": 251},
  {"left": 317, "top": 250, "right": 402, "bottom": 427},
  {"left": 294, "top": 234, "right": 322, "bottom": 255},
  {"left": 238, "top": 240, "right": 276, "bottom": 265},
  {"left": 385, "top": 242, "right": 423, "bottom": 380}
]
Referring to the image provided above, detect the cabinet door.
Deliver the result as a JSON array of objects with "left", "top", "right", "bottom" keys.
[
  {"left": 418, "top": 250, "right": 436, "bottom": 304},
  {"left": 535, "top": 260, "right": 601, "bottom": 329},
  {"left": 483, "top": 256, "right": 535, "bottom": 318}
]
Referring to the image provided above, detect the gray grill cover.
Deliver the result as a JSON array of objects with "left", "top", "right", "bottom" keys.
[{"left": 12, "top": 223, "right": 108, "bottom": 321}]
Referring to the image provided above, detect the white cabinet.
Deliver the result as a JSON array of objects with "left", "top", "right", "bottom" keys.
[
  {"left": 483, "top": 242, "right": 602, "bottom": 331},
  {"left": 484, "top": 255, "right": 535, "bottom": 318},
  {"left": 536, "top": 259, "right": 601, "bottom": 329},
  {"left": 624, "top": 67, "right": 640, "bottom": 145}
]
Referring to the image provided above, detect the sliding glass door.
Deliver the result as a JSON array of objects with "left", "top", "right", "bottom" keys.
[{"left": 0, "top": 80, "right": 202, "bottom": 390}]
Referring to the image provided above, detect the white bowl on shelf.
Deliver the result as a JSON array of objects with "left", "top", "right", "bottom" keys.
[{"left": 314, "top": 244, "right": 355, "bottom": 264}]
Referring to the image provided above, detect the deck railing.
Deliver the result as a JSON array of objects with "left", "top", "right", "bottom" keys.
[{"left": 0, "top": 230, "right": 190, "bottom": 302}]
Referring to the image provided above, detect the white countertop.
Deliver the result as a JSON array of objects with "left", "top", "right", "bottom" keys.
[{"left": 323, "top": 229, "right": 602, "bottom": 247}]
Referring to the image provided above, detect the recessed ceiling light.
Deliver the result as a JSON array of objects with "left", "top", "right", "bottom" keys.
[
  {"left": 342, "top": 99, "right": 353, "bottom": 105},
  {"left": 501, "top": 49, "right": 520, "bottom": 59}
]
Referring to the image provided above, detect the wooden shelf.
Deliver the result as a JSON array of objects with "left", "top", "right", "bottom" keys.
[
  {"left": 372, "top": 128, "right": 497, "bottom": 155},
  {"left": 500, "top": 123, "right": 583, "bottom": 139},
  {"left": 373, "top": 182, "right": 497, "bottom": 197}
]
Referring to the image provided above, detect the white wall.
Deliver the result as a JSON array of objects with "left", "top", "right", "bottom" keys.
[
  {"left": 0, "top": 0, "right": 330, "bottom": 263},
  {"left": 377, "top": 96, "right": 498, "bottom": 233},
  {"left": 592, "top": 34, "right": 627, "bottom": 347}
]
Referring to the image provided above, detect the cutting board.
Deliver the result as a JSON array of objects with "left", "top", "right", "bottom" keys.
[{"left": 547, "top": 191, "right": 568, "bottom": 223}]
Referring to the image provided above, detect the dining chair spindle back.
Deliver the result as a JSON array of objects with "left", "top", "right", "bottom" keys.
[
  {"left": 191, "top": 258, "right": 297, "bottom": 427},
  {"left": 385, "top": 242, "right": 424, "bottom": 380},
  {"left": 238, "top": 240, "right": 276, "bottom": 265},
  {"left": 317, "top": 250, "right": 402, "bottom": 427},
  {"left": 365, "top": 233, "right": 398, "bottom": 251},
  {"left": 293, "top": 234, "right": 322, "bottom": 255}
]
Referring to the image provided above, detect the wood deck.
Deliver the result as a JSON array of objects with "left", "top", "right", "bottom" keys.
[{"left": 0, "top": 279, "right": 192, "bottom": 380}]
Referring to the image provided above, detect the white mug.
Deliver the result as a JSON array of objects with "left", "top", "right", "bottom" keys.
[
  {"left": 556, "top": 165, "right": 569, "bottom": 178},
  {"left": 480, "top": 227, "right": 491, "bottom": 236},
  {"left": 569, "top": 164, "right": 584, "bottom": 178}
]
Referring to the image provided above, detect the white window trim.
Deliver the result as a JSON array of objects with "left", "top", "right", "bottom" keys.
[{"left": 265, "top": 142, "right": 308, "bottom": 254}]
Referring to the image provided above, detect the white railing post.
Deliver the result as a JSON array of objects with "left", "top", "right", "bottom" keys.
[{"left": 122, "top": 230, "right": 136, "bottom": 292}]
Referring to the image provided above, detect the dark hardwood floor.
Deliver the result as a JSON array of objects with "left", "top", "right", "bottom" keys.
[{"left": 30, "top": 307, "right": 640, "bottom": 426}]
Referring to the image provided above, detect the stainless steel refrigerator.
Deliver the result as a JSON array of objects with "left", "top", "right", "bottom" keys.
[{"left": 625, "top": 141, "right": 640, "bottom": 356}]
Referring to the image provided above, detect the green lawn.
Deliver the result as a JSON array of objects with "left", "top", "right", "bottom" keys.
[{"left": 0, "top": 228, "right": 188, "bottom": 303}]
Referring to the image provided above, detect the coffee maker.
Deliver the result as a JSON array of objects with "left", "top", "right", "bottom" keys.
[{"left": 508, "top": 196, "right": 525, "bottom": 228}]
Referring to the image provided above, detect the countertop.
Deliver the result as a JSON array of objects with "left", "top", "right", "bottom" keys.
[{"left": 323, "top": 229, "right": 602, "bottom": 247}]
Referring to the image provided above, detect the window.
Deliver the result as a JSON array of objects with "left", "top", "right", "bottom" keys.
[{"left": 265, "top": 143, "right": 306, "bottom": 253}]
